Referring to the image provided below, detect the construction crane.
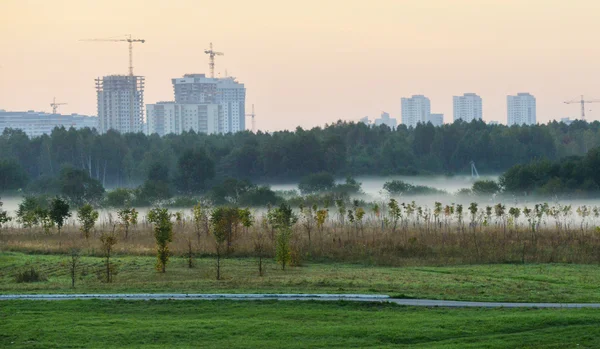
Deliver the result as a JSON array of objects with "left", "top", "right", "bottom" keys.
[
  {"left": 564, "top": 95, "right": 600, "bottom": 121},
  {"left": 470, "top": 161, "right": 479, "bottom": 179},
  {"left": 245, "top": 104, "right": 256, "bottom": 132},
  {"left": 81, "top": 34, "right": 145, "bottom": 76},
  {"left": 50, "top": 97, "right": 67, "bottom": 114},
  {"left": 204, "top": 42, "right": 223, "bottom": 78}
]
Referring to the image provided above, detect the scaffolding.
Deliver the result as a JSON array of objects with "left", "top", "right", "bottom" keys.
[{"left": 95, "top": 75, "right": 145, "bottom": 133}]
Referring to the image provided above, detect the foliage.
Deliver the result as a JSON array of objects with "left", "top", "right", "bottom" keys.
[
  {"left": 210, "top": 206, "right": 243, "bottom": 279},
  {"left": 77, "top": 204, "right": 98, "bottom": 240},
  {"left": 270, "top": 203, "right": 298, "bottom": 270},
  {"left": 471, "top": 180, "right": 500, "bottom": 195},
  {"left": 117, "top": 207, "right": 138, "bottom": 239},
  {"left": 147, "top": 207, "right": 174, "bottom": 273},
  {"left": 500, "top": 147, "right": 600, "bottom": 196},
  {"left": 68, "top": 248, "right": 80, "bottom": 288},
  {"left": 104, "top": 188, "right": 135, "bottom": 208},
  {"left": 383, "top": 180, "right": 445, "bottom": 196},
  {"left": 99, "top": 229, "right": 118, "bottom": 283},
  {"left": 210, "top": 206, "right": 242, "bottom": 255},
  {"left": 0, "top": 198, "right": 11, "bottom": 232},
  {"left": 192, "top": 202, "right": 210, "bottom": 240},
  {"left": 209, "top": 178, "right": 254, "bottom": 205},
  {"left": 49, "top": 197, "right": 71, "bottom": 234},
  {"left": 238, "top": 186, "right": 282, "bottom": 207},
  {"left": 14, "top": 267, "right": 46, "bottom": 283},
  {"left": 17, "top": 196, "right": 40, "bottom": 228},
  {"left": 57, "top": 167, "right": 105, "bottom": 206},
  {"left": 298, "top": 172, "right": 335, "bottom": 194},
  {"left": 332, "top": 176, "right": 363, "bottom": 195},
  {"left": 0, "top": 159, "right": 28, "bottom": 192},
  {"left": 138, "top": 162, "right": 172, "bottom": 204},
  {"left": 0, "top": 121, "right": 598, "bottom": 192},
  {"left": 175, "top": 148, "right": 215, "bottom": 194}
]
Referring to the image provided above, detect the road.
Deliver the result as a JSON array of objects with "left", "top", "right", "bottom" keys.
[{"left": 2, "top": 293, "right": 600, "bottom": 308}]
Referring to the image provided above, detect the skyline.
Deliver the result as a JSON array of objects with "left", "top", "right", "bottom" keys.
[{"left": 2, "top": 0, "right": 600, "bottom": 131}]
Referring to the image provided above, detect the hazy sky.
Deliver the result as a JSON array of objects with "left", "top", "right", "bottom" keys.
[{"left": 1, "top": 0, "right": 600, "bottom": 131}]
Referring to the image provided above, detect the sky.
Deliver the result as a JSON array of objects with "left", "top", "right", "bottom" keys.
[{"left": 1, "top": 0, "right": 600, "bottom": 131}]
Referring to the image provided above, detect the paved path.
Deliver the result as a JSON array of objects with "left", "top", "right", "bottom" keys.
[{"left": 2, "top": 293, "right": 600, "bottom": 308}]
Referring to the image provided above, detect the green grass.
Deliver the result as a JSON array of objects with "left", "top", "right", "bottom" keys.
[
  {"left": 2, "top": 252, "right": 600, "bottom": 302},
  {"left": 1, "top": 300, "right": 599, "bottom": 348}
]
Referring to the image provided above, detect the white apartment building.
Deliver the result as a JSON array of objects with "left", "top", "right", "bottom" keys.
[
  {"left": 146, "top": 102, "right": 220, "bottom": 136},
  {"left": 507, "top": 93, "right": 536, "bottom": 126},
  {"left": 96, "top": 75, "right": 145, "bottom": 134},
  {"left": 429, "top": 113, "right": 444, "bottom": 127},
  {"left": 171, "top": 74, "right": 246, "bottom": 133},
  {"left": 0, "top": 110, "right": 98, "bottom": 137},
  {"left": 453, "top": 93, "right": 482, "bottom": 122},
  {"left": 401, "top": 95, "right": 431, "bottom": 128},
  {"left": 374, "top": 112, "right": 397, "bottom": 129}
]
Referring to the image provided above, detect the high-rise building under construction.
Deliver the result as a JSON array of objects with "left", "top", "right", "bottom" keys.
[
  {"left": 171, "top": 74, "right": 246, "bottom": 133},
  {"left": 96, "top": 75, "right": 145, "bottom": 134}
]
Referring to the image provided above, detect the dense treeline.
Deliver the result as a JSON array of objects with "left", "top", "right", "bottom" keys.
[
  {"left": 500, "top": 147, "right": 600, "bottom": 196},
  {"left": 0, "top": 119, "right": 599, "bottom": 191}
]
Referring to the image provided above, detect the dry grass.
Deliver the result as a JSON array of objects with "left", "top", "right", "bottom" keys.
[{"left": 2, "top": 212, "right": 600, "bottom": 267}]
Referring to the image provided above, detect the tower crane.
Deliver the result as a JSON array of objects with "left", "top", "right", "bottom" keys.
[
  {"left": 245, "top": 104, "right": 256, "bottom": 132},
  {"left": 564, "top": 95, "right": 600, "bottom": 121},
  {"left": 204, "top": 42, "right": 223, "bottom": 78},
  {"left": 80, "top": 34, "right": 145, "bottom": 76},
  {"left": 50, "top": 97, "right": 67, "bottom": 114}
]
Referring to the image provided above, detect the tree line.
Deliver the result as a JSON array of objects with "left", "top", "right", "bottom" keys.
[{"left": 1, "top": 119, "right": 598, "bottom": 192}]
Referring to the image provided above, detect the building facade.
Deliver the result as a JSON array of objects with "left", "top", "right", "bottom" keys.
[
  {"left": 96, "top": 75, "right": 145, "bottom": 134},
  {"left": 374, "top": 112, "right": 397, "bottom": 129},
  {"left": 507, "top": 93, "right": 536, "bottom": 126},
  {"left": 171, "top": 74, "right": 246, "bottom": 133},
  {"left": 429, "top": 113, "right": 444, "bottom": 127},
  {"left": 0, "top": 110, "right": 98, "bottom": 137},
  {"left": 453, "top": 93, "right": 482, "bottom": 122},
  {"left": 146, "top": 102, "right": 220, "bottom": 136},
  {"left": 401, "top": 95, "right": 431, "bottom": 128}
]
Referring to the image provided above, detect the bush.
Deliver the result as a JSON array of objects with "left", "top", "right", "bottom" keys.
[
  {"left": 0, "top": 159, "right": 28, "bottom": 193},
  {"left": 472, "top": 180, "right": 500, "bottom": 195},
  {"left": 104, "top": 188, "right": 136, "bottom": 208},
  {"left": 298, "top": 172, "right": 335, "bottom": 194},
  {"left": 332, "top": 176, "right": 362, "bottom": 195},
  {"left": 238, "top": 186, "right": 283, "bottom": 207},
  {"left": 15, "top": 267, "right": 47, "bottom": 283},
  {"left": 383, "top": 180, "right": 445, "bottom": 196},
  {"left": 166, "top": 196, "right": 199, "bottom": 208}
]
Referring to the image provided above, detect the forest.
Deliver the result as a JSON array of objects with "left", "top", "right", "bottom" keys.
[{"left": 0, "top": 119, "right": 598, "bottom": 195}]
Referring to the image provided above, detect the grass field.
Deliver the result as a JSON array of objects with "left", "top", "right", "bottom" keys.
[
  {"left": 1, "top": 300, "right": 600, "bottom": 348},
  {"left": 2, "top": 252, "right": 600, "bottom": 303}
]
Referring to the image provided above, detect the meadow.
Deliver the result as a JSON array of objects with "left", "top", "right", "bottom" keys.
[
  {"left": 3, "top": 200, "right": 600, "bottom": 348},
  {"left": 2, "top": 252, "right": 600, "bottom": 303},
  {"left": 2, "top": 300, "right": 600, "bottom": 348}
]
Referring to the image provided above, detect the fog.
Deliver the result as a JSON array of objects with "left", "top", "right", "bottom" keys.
[
  {"left": 271, "top": 175, "right": 498, "bottom": 197},
  {"left": 2, "top": 175, "right": 600, "bottom": 223}
]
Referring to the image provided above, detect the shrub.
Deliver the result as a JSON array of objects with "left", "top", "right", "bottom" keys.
[
  {"left": 383, "top": 180, "right": 445, "bottom": 196},
  {"left": 298, "top": 172, "right": 335, "bottom": 194},
  {"left": 15, "top": 267, "right": 47, "bottom": 283},
  {"left": 104, "top": 188, "right": 136, "bottom": 208},
  {"left": 472, "top": 180, "right": 500, "bottom": 195}
]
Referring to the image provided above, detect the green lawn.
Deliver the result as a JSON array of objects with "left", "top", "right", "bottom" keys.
[
  {"left": 1, "top": 300, "right": 599, "bottom": 348},
  {"left": 2, "top": 252, "right": 600, "bottom": 302}
]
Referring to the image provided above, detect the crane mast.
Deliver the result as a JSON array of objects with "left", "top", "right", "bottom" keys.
[
  {"left": 204, "top": 42, "right": 224, "bottom": 78},
  {"left": 564, "top": 95, "right": 600, "bottom": 121},
  {"left": 245, "top": 104, "right": 256, "bottom": 132},
  {"left": 50, "top": 97, "right": 67, "bottom": 114}
]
